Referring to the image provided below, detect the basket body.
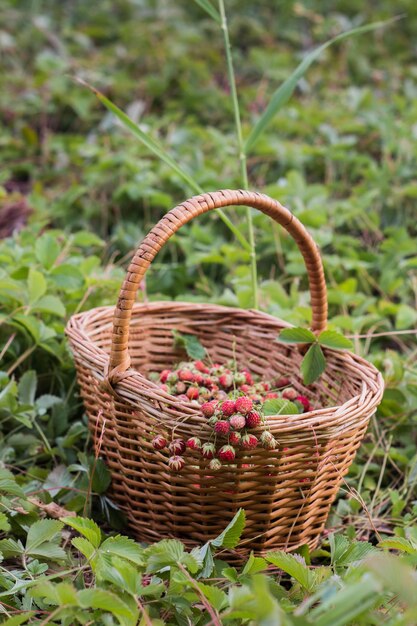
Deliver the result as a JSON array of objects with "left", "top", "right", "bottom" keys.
[{"left": 67, "top": 301, "right": 383, "bottom": 555}]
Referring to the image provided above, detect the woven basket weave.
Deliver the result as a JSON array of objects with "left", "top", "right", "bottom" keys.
[{"left": 66, "top": 189, "right": 384, "bottom": 555}]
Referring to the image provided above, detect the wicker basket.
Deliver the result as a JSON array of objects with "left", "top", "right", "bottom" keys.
[{"left": 66, "top": 189, "right": 384, "bottom": 555}]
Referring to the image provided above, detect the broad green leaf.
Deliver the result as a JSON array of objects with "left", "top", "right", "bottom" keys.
[
  {"left": 242, "top": 552, "right": 267, "bottom": 576},
  {"left": 263, "top": 398, "right": 298, "bottom": 416},
  {"left": 318, "top": 330, "right": 353, "bottom": 350},
  {"left": 32, "top": 295, "right": 66, "bottom": 317},
  {"left": 72, "top": 537, "right": 97, "bottom": 563},
  {"left": 18, "top": 370, "right": 37, "bottom": 405},
  {"left": 72, "top": 231, "right": 104, "bottom": 247},
  {"left": 28, "top": 543, "right": 67, "bottom": 561},
  {"left": 301, "top": 343, "right": 326, "bottom": 385},
  {"left": 27, "top": 268, "right": 47, "bottom": 305},
  {"left": 310, "top": 576, "right": 382, "bottom": 626},
  {"left": 192, "top": 0, "right": 220, "bottom": 22},
  {"left": 378, "top": 537, "right": 417, "bottom": 554},
  {"left": 145, "top": 539, "right": 199, "bottom": 574},
  {"left": 32, "top": 581, "right": 78, "bottom": 606},
  {"left": 172, "top": 330, "right": 206, "bottom": 360},
  {"left": 26, "top": 520, "right": 63, "bottom": 552},
  {"left": 61, "top": 516, "right": 102, "bottom": 548},
  {"left": 78, "top": 588, "right": 138, "bottom": 624},
  {"left": 0, "top": 615, "right": 35, "bottom": 626},
  {"left": 0, "top": 512, "right": 10, "bottom": 532},
  {"left": 266, "top": 551, "right": 314, "bottom": 591},
  {"left": 210, "top": 509, "right": 245, "bottom": 549},
  {"left": 0, "top": 538, "right": 24, "bottom": 558},
  {"left": 35, "top": 233, "right": 60, "bottom": 269},
  {"left": 198, "top": 582, "right": 228, "bottom": 611},
  {"left": 245, "top": 18, "right": 398, "bottom": 152},
  {"left": 100, "top": 535, "right": 144, "bottom": 565},
  {"left": 278, "top": 327, "right": 316, "bottom": 344}
]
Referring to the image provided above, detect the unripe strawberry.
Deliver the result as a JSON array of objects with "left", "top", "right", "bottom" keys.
[
  {"left": 186, "top": 436, "right": 202, "bottom": 451},
  {"left": 176, "top": 381, "right": 186, "bottom": 394},
  {"left": 282, "top": 387, "right": 297, "bottom": 400},
  {"left": 241, "top": 433, "right": 258, "bottom": 449},
  {"left": 187, "top": 386, "right": 199, "bottom": 400},
  {"left": 152, "top": 435, "right": 167, "bottom": 450},
  {"left": 202, "top": 442, "right": 216, "bottom": 459},
  {"left": 168, "top": 455, "right": 185, "bottom": 471},
  {"left": 219, "top": 373, "right": 233, "bottom": 388},
  {"left": 235, "top": 396, "right": 253, "bottom": 415},
  {"left": 229, "top": 414, "right": 246, "bottom": 430},
  {"left": 160, "top": 369, "right": 171, "bottom": 383},
  {"left": 234, "top": 372, "right": 246, "bottom": 385},
  {"left": 169, "top": 439, "right": 186, "bottom": 455},
  {"left": 178, "top": 369, "right": 194, "bottom": 382},
  {"left": 209, "top": 458, "right": 222, "bottom": 471},
  {"left": 246, "top": 411, "right": 261, "bottom": 428},
  {"left": 201, "top": 401, "right": 217, "bottom": 417},
  {"left": 296, "top": 395, "right": 310, "bottom": 412},
  {"left": 195, "top": 360, "right": 209, "bottom": 373},
  {"left": 229, "top": 431, "right": 242, "bottom": 445},
  {"left": 260, "top": 431, "right": 277, "bottom": 449},
  {"left": 220, "top": 400, "right": 236, "bottom": 417},
  {"left": 214, "top": 420, "right": 230, "bottom": 436},
  {"left": 208, "top": 416, "right": 218, "bottom": 427},
  {"left": 218, "top": 445, "right": 236, "bottom": 462},
  {"left": 276, "top": 376, "right": 290, "bottom": 388},
  {"left": 199, "top": 386, "right": 211, "bottom": 400}
]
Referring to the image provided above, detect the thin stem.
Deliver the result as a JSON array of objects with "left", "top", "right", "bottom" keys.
[{"left": 218, "top": 0, "right": 258, "bottom": 308}]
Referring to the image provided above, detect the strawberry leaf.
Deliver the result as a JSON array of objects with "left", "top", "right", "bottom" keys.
[
  {"left": 278, "top": 328, "right": 316, "bottom": 344},
  {"left": 318, "top": 330, "right": 353, "bottom": 350},
  {"left": 301, "top": 344, "right": 326, "bottom": 385}
]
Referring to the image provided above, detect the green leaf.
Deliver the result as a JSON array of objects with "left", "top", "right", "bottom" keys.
[
  {"left": 18, "top": 370, "right": 37, "bottom": 405},
  {"left": 192, "top": 0, "right": 220, "bottom": 22},
  {"left": 318, "top": 330, "right": 353, "bottom": 350},
  {"left": 245, "top": 18, "right": 399, "bottom": 152},
  {"left": 61, "top": 516, "right": 102, "bottom": 548},
  {"left": 263, "top": 398, "right": 299, "bottom": 416},
  {"left": 72, "top": 231, "right": 104, "bottom": 247},
  {"left": 72, "top": 537, "right": 97, "bottom": 563},
  {"left": 27, "top": 268, "right": 47, "bottom": 305},
  {"left": 172, "top": 330, "right": 206, "bottom": 360},
  {"left": 242, "top": 552, "right": 267, "bottom": 576},
  {"left": 100, "top": 535, "right": 144, "bottom": 565},
  {"left": 278, "top": 327, "right": 316, "bottom": 344},
  {"left": 78, "top": 588, "right": 138, "bottom": 625},
  {"left": 210, "top": 509, "right": 245, "bottom": 549},
  {"left": 301, "top": 343, "right": 326, "bottom": 385},
  {"left": 378, "top": 537, "right": 417, "bottom": 554},
  {"left": 0, "top": 538, "right": 24, "bottom": 558},
  {"left": 0, "top": 615, "right": 35, "bottom": 626},
  {"left": 0, "top": 512, "right": 10, "bottom": 532},
  {"left": 32, "top": 295, "right": 66, "bottom": 317},
  {"left": 28, "top": 543, "right": 67, "bottom": 561},
  {"left": 35, "top": 233, "right": 60, "bottom": 269},
  {"left": 25, "top": 520, "right": 63, "bottom": 552},
  {"left": 266, "top": 551, "right": 315, "bottom": 591},
  {"left": 198, "top": 582, "right": 228, "bottom": 611},
  {"left": 310, "top": 576, "right": 382, "bottom": 626},
  {"left": 33, "top": 581, "right": 78, "bottom": 606}
]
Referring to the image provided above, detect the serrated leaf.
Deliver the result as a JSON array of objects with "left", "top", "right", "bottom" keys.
[
  {"left": 100, "top": 535, "right": 144, "bottom": 565},
  {"left": 0, "top": 538, "right": 24, "bottom": 558},
  {"left": 78, "top": 588, "right": 138, "bottom": 624},
  {"left": 242, "top": 552, "right": 267, "bottom": 576},
  {"left": 27, "top": 268, "right": 47, "bottom": 305},
  {"left": 263, "top": 398, "right": 299, "bottom": 416},
  {"left": 28, "top": 543, "right": 67, "bottom": 561},
  {"left": 172, "top": 330, "right": 206, "bottom": 360},
  {"left": 35, "top": 234, "right": 60, "bottom": 269},
  {"left": 61, "top": 516, "right": 102, "bottom": 548},
  {"left": 301, "top": 343, "right": 326, "bottom": 385},
  {"left": 211, "top": 509, "right": 245, "bottom": 549},
  {"left": 72, "top": 537, "right": 97, "bottom": 563},
  {"left": 0, "top": 512, "right": 10, "bottom": 532},
  {"left": 378, "top": 537, "right": 417, "bottom": 554},
  {"left": 278, "top": 327, "right": 316, "bottom": 344},
  {"left": 26, "top": 519, "right": 63, "bottom": 552},
  {"left": 318, "top": 330, "right": 353, "bottom": 350},
  {"left": 266, "top": 551, "right": 314, "bottom": 591},
  {"left": 32, "top": 295, "right": 66, "bottom": 317},
  {"left": 198, "top": 582, "right": 228, "bottom": 611}
]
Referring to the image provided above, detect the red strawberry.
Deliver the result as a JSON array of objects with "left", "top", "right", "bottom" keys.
[
  {"left": 169, "top": 439, "right": 186, "bottom": 455},
  {"left": 187, "top": 386, "right": 199, "bottom": 400},
  {"left": 219, "top": 373, "right": 233, "bottom": 388},
  {"left": 262, "top": 382, "right": 270, "bottom": 391},
  {"left": 168, "top": 455, "right": 185, "bottom": 471},
  {"left": 201, "top": 401, "right": 217, "bottom": 417},
  {"left": 176, "top": 381, "right": 186, "bottom": 394},
  {"left": 240, "top": 384, "right": 251, "bottom": 393},
  {"left": 195, "top": 360, "right": 209, "bottom": 373},
  {"left": 245, "top": 411, "right": 261, "bottom": 428},
  {"left": 282, "top": 387, "right": 297, "bottom": 400},
  {"left": 229, "top": 431, "right": 242, "bottom": 445},
  {"left": 296, "top": 395, "right": 310, "bottom": 412},
  {"left": 202, "top": 442, "right": 216, "bottom": 459},
  {"left": 186, "top": 437, "right": 202, "bottom": 451},
  {"left": 159, "top": 384, "right": 169, "bottom": 393},
  {"left": 265, "top": 392, "right": 278, "bottom": 400},
  {"left": 276, "top": 376, "right": 290, "bottom": 388},
  {"left": 244, "top": 370, "right": 254, "bottom": 385},
  {"left": 220, "top": 400, "right": 236, "bottom": 417},
  {"left": 241, "top": 434, "right": 258, "bottom": 449},
  {"left": 152, "top": 435, "right": 167, "bottom": 450},
  {"left": 178, "top": 369, "right": 194, "bottom": 382},
  {"left": 214, "top": 420, "right": 230, "bottom": 436},
  {"left": 235, "top": 396, "right": 253, "bottom": 415},
  {"left": 209, "top": 458, "right": 222, "bottom": 471},
  {"left": 218, "top": 445, "right": 236, "bottom": 462},
  {"left": 229, "top": 414, "right": 246, "bottom": 430},
  {"left": 260, "top": 431, "right": 277, "bottom": 449},
  {"left": 160, "top": 369, "right": 171, "bottom": 383}
]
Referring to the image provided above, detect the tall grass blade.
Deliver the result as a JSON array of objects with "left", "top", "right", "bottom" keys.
[{"left": 193, "top": 0, "right": 220, "bottom": 22}]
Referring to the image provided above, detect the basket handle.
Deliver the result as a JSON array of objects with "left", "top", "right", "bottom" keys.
[{"left": 108, "top": 189, "right": 327, "bottom": 380}]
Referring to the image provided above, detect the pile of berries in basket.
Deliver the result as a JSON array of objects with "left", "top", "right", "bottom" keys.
[{"left": 151, "top": 360, "right": 312, "bottom": 472}]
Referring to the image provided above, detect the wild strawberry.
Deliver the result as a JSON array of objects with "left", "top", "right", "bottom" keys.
[
  {"left": 152, "top": 435, "right": 167, "bottom": 450},
  {"left": 229, "top": 414, "right": 246, "bottom": 430},
  {"left": 195, "top": 360, "right": 209, "bottom": 373},
  {"left": 214, "top": 420, "right": 230, "bottom": 436},
  {"left": 260, "top": 431, "right": 277, "bottom": 449},
  {"left": 241, "top": 434, "right": 258, "bottom": 449},
  {"left": 234, "top": 372, "right": 246, "bottom": 385},
  {"left": 220, "top": 400, "right": 236, "bottom": 417},
  {"left": 296, "top": 395, "right": 310, "bottom": 412},
  {"left": 265, "top": 392, "right": 278, "bottom": 400},
  {"left": 204, "top": 377, "right": 214, "bottom": 388},
  {"left": 168, "top": 455, "right": 185, "bottom": 471},
  {"left": 240, "top": 384, "right": 251, "bottom": 393},
  {"left": 202, "top": 442, "right": 216, "bottom": 459},
  {"left": 218, "top": 445, "right": 236, "bottom": 462},
  {"left": 201, "top": 401, "right": 217, "bottom": 417},
  {"left": 245, "top": 411, "right": 261, "bottom": 428},
  {"left": 176, "top": 381, "right": 186, "bottom": 394},
  {"left": 177, "top": 394, "right": 189, "bottom": 401},
  {"left": 276, "top": 376, "right": 290, "bottom": 388},
  {"left": 250, "top": 394, "right": 263, "bottom": 403},
  {"left": 167, "top": 372, "right": 178, "bottom": 384},
  {"left": 262, "top": 382, "right": 270, "bottom": 391},
  {"left": 282, "top": 387, "right": 297, "bottom": 400},
  {"left": 216, "top": 391, "right": 228, "bottom": 401},
  {"left": 235, "top": 396, "right": 253, "bottom": 415},
  {"left": 160, "top": 369, "right": 171, "bottom": 383},
  {"left": 219, "top": 373, "right": 233, "bottom": 388},
  {"left": 243, "top": 370, "right": 254, "bottom": 385},
  {"left": 187, "top": 386, "right": 199, "bottom": 400},
  {"left": 169, "top": 439, "right": 186, "bottom": 455},
  {"left": 160, "top": 384, "right": 169, "bottom": 393},
  {"left": 229, "top": 431, "right": 242, "bottom": 445},
  {"left": 211, "top": 384, "right": 219, "bottom": 393},
  {"left": 178, "top": 369, "right": 194, "bottom": 382},
  {"left": 209, "top": 458, "right": 222, "bottom": 471},
  {"left": 199, "top": 386, "right": 211, "bottom": 400},
  {"left": 186, "top": 436, "right": 202, "bottom": 451}
]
